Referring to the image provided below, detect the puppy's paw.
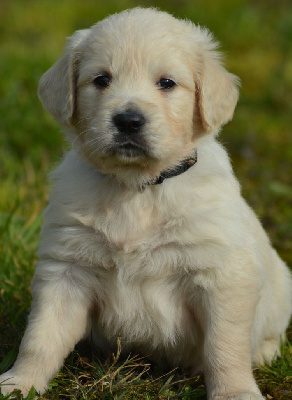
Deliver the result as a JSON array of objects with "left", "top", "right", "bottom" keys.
[
  {"left": 212, "top": 393, "right": 265, "bottom": 400},
  {"left": 253, "top": 338, "right": 279, "bottom": 365},
  {"left": 0, "top": 370, "right": 45, "bottom": 396}
]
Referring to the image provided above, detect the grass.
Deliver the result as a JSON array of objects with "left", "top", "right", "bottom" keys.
[{"left": 0, "top": 0, "right": 291, "bottom": 398}]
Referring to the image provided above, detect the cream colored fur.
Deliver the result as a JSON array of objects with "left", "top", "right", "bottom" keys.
[{"left": 0, "top": 8, "right": 291, "bottom": 399}]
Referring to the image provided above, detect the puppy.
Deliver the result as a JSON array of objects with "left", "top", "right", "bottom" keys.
[{"left": 1, "top": 8, "right": 291, "bottom": 399}]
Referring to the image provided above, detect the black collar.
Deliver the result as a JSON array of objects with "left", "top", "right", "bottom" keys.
[{"left": 142, "top": 150, "right": 197, "bottom": 190}]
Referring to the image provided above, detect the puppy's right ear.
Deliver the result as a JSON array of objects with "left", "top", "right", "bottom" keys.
[{"left": 38, "top": 29, "right": 90, "bottom": 124}]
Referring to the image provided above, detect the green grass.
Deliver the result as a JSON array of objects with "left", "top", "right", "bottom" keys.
[{"left": 0, "top": 0, "right": 291, "bottom": 398}]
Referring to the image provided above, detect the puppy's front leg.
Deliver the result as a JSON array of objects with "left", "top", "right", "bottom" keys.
[
  {"left": 0, "top": 262, "right": 92, "bottom": 396},
  {"left": 201, "top": 282, "right": 264, "bottom": 400}
]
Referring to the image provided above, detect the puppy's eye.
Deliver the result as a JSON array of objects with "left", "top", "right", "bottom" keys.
[
  {"left": 158, "top": 78, "right": 176, "bottom": 90},
  {"left": 93, "top": 75, "right": 111, "bottom": 88}
]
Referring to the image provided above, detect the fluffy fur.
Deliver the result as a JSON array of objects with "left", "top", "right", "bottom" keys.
[{"left": 0, "top": 8, "right": 291, "bottom": 399}]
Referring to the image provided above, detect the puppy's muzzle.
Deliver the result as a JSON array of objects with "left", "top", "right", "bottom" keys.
[{"left": 112, "top": 109, "right": 148, "bottom": 158}]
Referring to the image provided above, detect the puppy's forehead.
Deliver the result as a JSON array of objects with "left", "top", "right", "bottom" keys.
[{"left": 80, "top": 9, "right": 193, "bottom": 77}]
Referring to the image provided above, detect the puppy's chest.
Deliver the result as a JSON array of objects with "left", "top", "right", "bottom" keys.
[
  {"left": 93, "top": 200, "right": 177, "bottom": 257},
  {"left": 73, "top": 195, "right": 196, "bottom": 276},
  {"left": 80, "top": 200, "right": 200, "bottom": 347}
]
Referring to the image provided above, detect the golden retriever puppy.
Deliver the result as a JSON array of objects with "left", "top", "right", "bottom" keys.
[{"left": 1, "top": 8, "right": 291, "bottom": 399}]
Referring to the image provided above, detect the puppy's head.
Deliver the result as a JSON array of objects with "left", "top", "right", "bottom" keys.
[{"left": 38, "top": 8, "right": 239, "bottom": 187}]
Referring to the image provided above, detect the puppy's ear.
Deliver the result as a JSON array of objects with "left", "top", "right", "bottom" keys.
[
  {"left": 38, "top": 29, "right": 90, "bottom": 124},
  {"left": 195, "top": 36, "right": 240, "bottom": 134}
]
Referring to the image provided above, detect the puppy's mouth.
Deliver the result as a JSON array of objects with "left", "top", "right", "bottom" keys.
[{"left": 113, "top": 140, "right": 148, "bottom": 159}]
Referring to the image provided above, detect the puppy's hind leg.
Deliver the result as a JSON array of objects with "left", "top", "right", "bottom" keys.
[{"left": 0, "top": 261, "right": 92, "bottom": 396}]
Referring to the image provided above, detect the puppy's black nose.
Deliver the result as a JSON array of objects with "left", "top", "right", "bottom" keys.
[{"left": 113, "top": 110, "right": 146, "bottom": 134}]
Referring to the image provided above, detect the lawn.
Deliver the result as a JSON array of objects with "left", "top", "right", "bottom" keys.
[{"left": 0, "top": 0, "right": 291, "bottom": 398}]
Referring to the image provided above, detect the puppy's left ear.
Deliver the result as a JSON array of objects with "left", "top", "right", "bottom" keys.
[
  {"left": 38, "top": 29, "right": 90, "bottom": 124},
  {"left": 195, "top": 33, "right": 240, "bottom": 134}
]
